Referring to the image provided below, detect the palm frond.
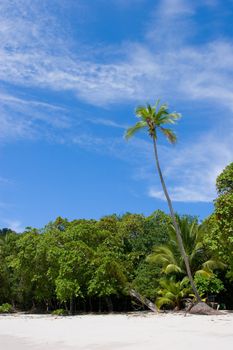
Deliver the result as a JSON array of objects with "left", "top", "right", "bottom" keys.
[
  {"left": 156, "top": 276, "right": 191, "bottom": 309},
  {"left": 146, "top": 253, "right": 171, "bottom": 266},
  {"left": 189, "top": 242, "right": 204, "bottom": 263},
  {"left": 195, "top": 269, "right": 212, "bottom": 278},
  {"left": 157, "top": 112, "right": 181, "bottom": 126},
  {"left": 202, "top": 259, "right": 226, "bottom": 271},
  {"left": 135, "top": 106, "right": 150, "bottom": 120},
  {"left": 180, "top": 276, "right": 190, "bottom": 288},
  {"left": 125, "top": 121, "right": 147, "bottom": 140},
  {"left": 167, "top": 112, "right": 181, "bottom": 122},
  {"left": 155, "top": 104, "right": 169, "bottom": 119},
  {"left": 156, "top": 296, "right": 175, "bottom": 309},
  {"left": 159, "top": 127, "right": 177, "bottom": 144},
  {"left": 147, "top": 237, "right": 184, "bottom": 274},
  {"left": 148, "top": 245, "right": 178, "bottom": 264},
  {"left": 164, "top": 263, "right": 182, "bottom": 274},
  {"left": 153, "top": 99, "right": 160, "bottom": 113}
]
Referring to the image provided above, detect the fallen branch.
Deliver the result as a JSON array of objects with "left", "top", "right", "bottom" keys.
[{"left": 129, "top": 289, "right": 158, "bottom": 313}]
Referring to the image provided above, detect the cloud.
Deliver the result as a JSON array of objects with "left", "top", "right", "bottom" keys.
[
  {"left": 70, "top": 131, "right": 152, "bottom": 168},
  {"left": 148, "top": 187, "right": 212, "bottom": 202},
  {"left": 70, "top": 127, "right": 232, "bottom": 204},
  {"left": 148, "top": 132, "right": 233, "bottom": 202},
  {"left": 154, "top": 0, "right": 219, "bottom": 20},
  {"left": 158, "top": 0, "right": 194, "bottom": 17},
  {"left": 0, "top": 91, "right": 70, "bottom": 141},
  {"left": 0, "top": 0, "right": 233, "bottom": 111},
  {"left": 87, "top": 117, "right": 128, "bottom": 129},
  {"left": 1, "top": 25, "right": 233, "bottom": 113}
]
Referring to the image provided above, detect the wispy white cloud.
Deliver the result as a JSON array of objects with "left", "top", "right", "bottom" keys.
[
  {"left": 71, "top": 132, "right": 152, "bottom": 166},
  {"left": 0, "top": 91, "right": 70, "bottom": 141},
  {"left": 158, "top": 0, "right": 194, "bottom": 17},
  {"left": 69, "top": 127, "right": 232, "bottom": 203},
  {"left": 0, "top": 0, "right": 233, "bottom": 111},
  {"left": 149, "top": 187, "right": 212, "bottom": 203},
  {"left": 88, "top": 117, "right": 128, "bottom": 129},
  {"left": 0, "top": 93, "right": 66, "bottom": 112},
  {"left": 148, "top": 132, "right": 233, "bottom": 202}
]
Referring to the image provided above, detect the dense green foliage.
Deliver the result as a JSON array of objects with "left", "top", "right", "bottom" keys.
[
  {"left": 0, "top": 303, "right": 13, "bottom": 313},
  {"left": 156, "top": 277, "right": 191, "bottom": 310},
  {"left": 194, "top": 274, "right": 224, "bottom": 297},
  {"left": 201, "top": 163, "right": 233, "bottom": 308},
  {"left": 52, "top": 308, "right": 68, "bottom": 316},
  {"left": 0, "top": 211, "right": 172, "bottom": 313},
  {"left": 0, "top": 164, "right": 232, "bottom": 313},
  {"left": 214, "top": 164, "right": 233, "bottom": 277}
]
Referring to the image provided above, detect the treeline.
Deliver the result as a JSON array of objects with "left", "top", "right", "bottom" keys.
[
  {"left": 0, "top": 163, "right": 232, "bottom": 313},
  {"left": 0, "top": 211, "right": 172, "bottom": 313}
]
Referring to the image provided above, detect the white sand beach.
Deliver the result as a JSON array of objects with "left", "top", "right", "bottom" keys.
[{"left": 0, "top": 312, "right": 233, "bottom": 350}]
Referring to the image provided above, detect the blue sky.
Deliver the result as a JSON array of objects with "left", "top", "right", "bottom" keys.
[{"left": 0, "top": 0, "right": 233, "bottom": 231}]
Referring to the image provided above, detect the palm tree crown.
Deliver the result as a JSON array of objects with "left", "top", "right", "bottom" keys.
[{"left": 125, "top": 100, "right": 181, "bottom": 142}]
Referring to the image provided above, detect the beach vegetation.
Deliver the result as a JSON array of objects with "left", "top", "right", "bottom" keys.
[
  {"left": 0, "top": 303, "right": 13, "bottom": 313},
  {"left": 155, "top": 277, "right": 191, "bottom": 310},
  {"left": 52, "top": 308, "right": 68, "bottom": 316},
  {"left": 0, "top": 164, "right": 232, "bottom": 313}
]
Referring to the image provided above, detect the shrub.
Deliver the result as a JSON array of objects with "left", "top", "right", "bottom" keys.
[
  {"left": 51, "top": 308, "right": 68, "bottom": 316},
  {"left": 194, "top": 274, "right": 224, "bottom": 296},
  {"left": 0, "top": 303, "right": 13, "bottom": 313}
]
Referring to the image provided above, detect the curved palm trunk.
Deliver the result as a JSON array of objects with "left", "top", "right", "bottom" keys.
[{"left": 152, "top": 137, "right": 201, "bottom": 302}]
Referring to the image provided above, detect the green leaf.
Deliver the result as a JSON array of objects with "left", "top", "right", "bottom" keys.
[{"left": 125, "top": 121, "right": 147, "bottom": 139}]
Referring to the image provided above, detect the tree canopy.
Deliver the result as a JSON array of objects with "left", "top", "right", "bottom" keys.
[{"left": 0, "top": 164, "right": 232, "bottom": 313}]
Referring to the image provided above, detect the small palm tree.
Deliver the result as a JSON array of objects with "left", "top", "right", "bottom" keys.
[
  {"left": 156, "top": 276, "right": 191, "bottom": 310},
  {"left": 147, "top": 216, "right": 225, "bottom": 277},
  {"left": 125, "top": 100, "right": 201, "bottom": 301}
]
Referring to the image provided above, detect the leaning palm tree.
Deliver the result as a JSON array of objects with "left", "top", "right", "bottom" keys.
[{"left": 125, "top": 100, "right": 201, "bottom": 302}]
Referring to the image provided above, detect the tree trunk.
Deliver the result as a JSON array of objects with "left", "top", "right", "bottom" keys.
[
  {"left": 152, "top": 138, "right": 201, "bottom": 302},
  {"left": 106, "top": 296, "right": 113, "bottom": 313},
  {"left": 69, "top": 297, "right": 74, "bottom": 315},
  {"left": 89, "top": 297, "right": 93, "bottom": 312},
  {"left": 46, "top": 300, "right": 49, "bottom": 312},
  {"left": 98, "top": 298, "right": 102, "bottom": 313},
  {"left": 129, "top": 289, "right": 158, "bottom": 312}
]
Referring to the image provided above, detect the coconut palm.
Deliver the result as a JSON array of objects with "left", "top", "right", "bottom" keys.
[
  {"left": 147, "top": 215, "right": 225, "bottom": 277},
  {"left": 125, "top": 100, "right": 201, "bottom": 301}
]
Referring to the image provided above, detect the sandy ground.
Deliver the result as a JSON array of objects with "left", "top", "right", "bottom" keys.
[{"left": 0, "top": 312, "right": 233, "bottom": 350}]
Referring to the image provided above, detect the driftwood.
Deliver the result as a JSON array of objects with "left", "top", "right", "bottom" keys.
[{"left": 129, "top": 289, "right": 158, "bottom": 313}]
